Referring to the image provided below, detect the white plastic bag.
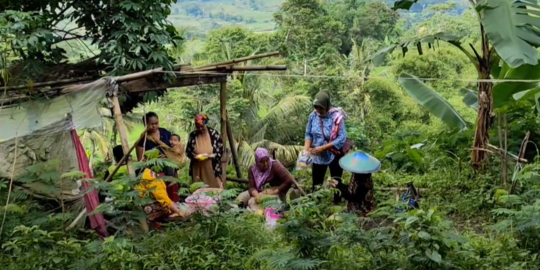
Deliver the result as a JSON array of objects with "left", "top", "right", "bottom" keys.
[{"left": 295, "top": 151, "right": 313, "bottom": 171}]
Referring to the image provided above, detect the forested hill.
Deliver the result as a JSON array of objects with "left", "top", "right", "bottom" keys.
[{"left": 170, "top": 0, "right": 470, "bottom": 37}]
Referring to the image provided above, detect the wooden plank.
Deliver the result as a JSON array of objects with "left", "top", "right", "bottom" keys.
[
  {"left": 194, "top": 51, "right": 281, "bottom": 71},
  {"left": 227, "top": 65, "right": 286, "bottom": 71},
  {"left": 121, "top": 74, "right": 227, "bottom": 93}
]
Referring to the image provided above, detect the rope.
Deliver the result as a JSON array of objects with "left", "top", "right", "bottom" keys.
[{"left": 155, "top": 70, "right": 540, "bottom": 83}]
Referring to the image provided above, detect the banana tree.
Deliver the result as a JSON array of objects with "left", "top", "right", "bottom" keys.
[{"left": 374, "top": 0, "right": 540, "bottom": 168}]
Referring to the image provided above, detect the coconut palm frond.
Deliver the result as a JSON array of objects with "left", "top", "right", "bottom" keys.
[
  {"left": 90, "top": 131, "right": 110, "bottom": 158},
  {"left": 237, "top": 140, "right": 256, "bottom": 168},
  {"left": 267, "top": 143, "right": 303, "bottom": 165},
  {"left": 248, "top": 123, "right": 268, "bottom": 144},
  {"left": 255, "top": 95, "right": 310, "bottom": 141}
]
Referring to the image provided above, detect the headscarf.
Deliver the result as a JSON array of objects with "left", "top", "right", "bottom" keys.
[
  {"left": 195, "top": 114, "right": 209, "bottom": 127},
  {"left": 251, "top": 148, "right": 274, "bottom": 191},
  {"left": 313, "top": 91, "right": 331, "bottom": 111}
]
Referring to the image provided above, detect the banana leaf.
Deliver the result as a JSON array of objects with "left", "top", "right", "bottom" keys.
[
  {"left": 399, "top": 73, "right": 468, "bottom": 132},
  {"left": 477, "top": 0, "right": 540, "bottom": 68}
]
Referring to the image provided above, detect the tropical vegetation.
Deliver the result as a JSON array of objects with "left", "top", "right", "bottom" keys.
[{"left": 2, "top": 0, "right": 540, "bottom": 269}]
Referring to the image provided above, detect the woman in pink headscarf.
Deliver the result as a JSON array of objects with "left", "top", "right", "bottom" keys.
[{"left": 236, "top": 148, "right": 294, "bottom": 211}]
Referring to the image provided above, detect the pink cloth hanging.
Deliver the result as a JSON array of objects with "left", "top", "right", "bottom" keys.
[{"left": 70, "top": 129, "right": 108, "bottom": 238}]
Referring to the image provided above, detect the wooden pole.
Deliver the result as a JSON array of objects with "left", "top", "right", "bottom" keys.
[
  {"left": 108, "top": 88, "right": 148, "bottom": 232},
  {"left": 103, "top": 131, "right": 146, "bottom": 183},
  {"left": 110, "top": 96, "right": 135, "bottom": 176},
  {"left": 195, "top": 51, "right": 281, "bottom": 71},
  {"left": 226, "top": 114, "right": 242, "bottom": 178},
  {"left": 220, "top": 81, "right": 228, "bottom": 188}
]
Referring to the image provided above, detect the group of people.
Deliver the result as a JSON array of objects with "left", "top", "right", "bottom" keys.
[{"left": 102, "top": 90, "right": 377, "bottom": 222}]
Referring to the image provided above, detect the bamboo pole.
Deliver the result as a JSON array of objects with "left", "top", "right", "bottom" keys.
[
  {"left": 227, "top": 65, "right": 287, "bottom": 71},
  {"left": 226, "top": 114, "right": 242, "bottom": 178},
  {"left": 111, "top": 96, "right": 135, "bottom": 176},
  {"left": 109, "top": 92, "right": 148, "bottom": 232},
  {"left": 220, "top": 81, "right": 228, "bottom": 188},
  {"left": 3, "top": 76, "right": 96, "bottom": 92},
  {"left": 194, "top": 51, "right": 281, "bottom": 71},
  {"left": 114, "top": 64, "right": 191, "bottom": 83},
  {"left": 103, "top": 131, "right": 146, "bottom": 183},
  {"left": 486, "top": 144, "right": 527, "bottom": 163}
]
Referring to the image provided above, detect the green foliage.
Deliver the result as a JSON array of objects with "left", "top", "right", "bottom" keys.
[
  {"left": 2, "top": 0, "right": 182, "bottom": 76},
  {"left": 5, "top": 0, "right": 540, "bottom": 269}
]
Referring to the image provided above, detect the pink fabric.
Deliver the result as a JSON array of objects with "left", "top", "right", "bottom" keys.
[
  {"left": 70, "top": 129, "right": 108, "bottom": 238},
  {"left": 312, "top": 108, "right": 346, "bottom": 140}
]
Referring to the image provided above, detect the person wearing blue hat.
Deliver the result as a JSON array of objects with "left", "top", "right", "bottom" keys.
[{"left": 329, "top": 151, "right": 380, "bottom": 217}]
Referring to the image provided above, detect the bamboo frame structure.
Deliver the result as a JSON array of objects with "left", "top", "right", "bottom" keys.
[{"left": 2, "top": 51, "right": 286, "bottom": 110}]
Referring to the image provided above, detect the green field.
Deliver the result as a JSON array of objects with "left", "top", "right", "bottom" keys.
[{"left": 170, "top": 0, "right": 283, "bottom": 35}]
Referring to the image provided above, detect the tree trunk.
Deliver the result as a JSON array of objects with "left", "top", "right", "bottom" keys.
[{"left": 471, "top": 25, "right": 494, "bottom": 169}]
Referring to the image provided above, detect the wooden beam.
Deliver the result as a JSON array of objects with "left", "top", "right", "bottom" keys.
[
  {"left": 226, "top": 114, "right": 242, "bottom": 178},
  {"left": 226, "top": 65, "right": 287, "bottom": 71},
  {"left": 194, "top": 51, "right": 281, "bottom": 71},
  {"left": 114, "top": 64, "right": 191, "bottom": 83},
  {"left": 121, "top": 74, "right": 227, "bottom": 93},
  {"left": 2, "top": 76, "right": 96, "bottom": 92},
  {"left": 220, "top": 81, "right": 228, "bottom": 188}
]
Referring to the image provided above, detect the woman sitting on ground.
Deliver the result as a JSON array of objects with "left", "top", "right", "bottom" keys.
[
  {"left": 236, "top": 148, "right": 293, "bottom": 211},
  {"left": 137, "top": 168, "right": 184, "bottom": 220},
  {"left": 329, "top": 174, "right": 374, "bottom": 217},
  {"left": 99, "top": 148, "right": 183, "bottom": 220},
  {"left": 328, "top": 151, "right": 380, "bottom": 217}
]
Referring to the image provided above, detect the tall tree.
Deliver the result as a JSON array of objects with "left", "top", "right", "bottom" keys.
[
  {"left": 2, "top": 0, "right": 182, "bottom": 76},
  {"left": 375, "top": 0, "right": 540, "bottom": 169}
]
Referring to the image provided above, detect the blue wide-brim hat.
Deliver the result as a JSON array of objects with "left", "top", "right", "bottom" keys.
[{"left": 339, "top": 151, "right": 381, "bottom": 174}]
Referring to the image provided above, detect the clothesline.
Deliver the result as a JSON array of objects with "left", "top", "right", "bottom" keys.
[{"left": 155, "top": 70, "right": 540, "bottom": 83}]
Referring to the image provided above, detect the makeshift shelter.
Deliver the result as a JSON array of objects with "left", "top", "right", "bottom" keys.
[{"left": 0, "top": 51, "right": 286, "bottom": 236}]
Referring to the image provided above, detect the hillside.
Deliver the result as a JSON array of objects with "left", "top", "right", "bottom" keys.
[
  {"left": 170, "top": 0, "right": 283, "bottom": 37},
  {"left": 170, "top": 0, "right": 470, "bottom": 37}
]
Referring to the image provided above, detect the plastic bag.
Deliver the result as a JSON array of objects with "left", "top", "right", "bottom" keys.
[{"left": 295, "top": 151, "right": 313, "bottom": 171}]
